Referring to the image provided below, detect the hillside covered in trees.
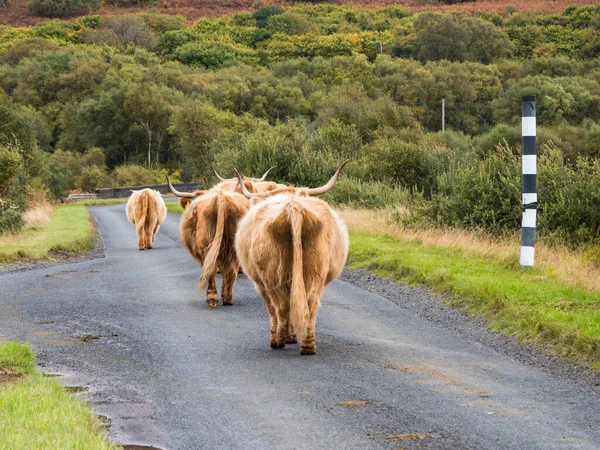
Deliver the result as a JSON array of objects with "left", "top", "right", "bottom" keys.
[{"left": 1, "top": 4, "right": 600, "bottom": 246}]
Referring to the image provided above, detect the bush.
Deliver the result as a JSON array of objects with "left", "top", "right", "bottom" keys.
[
  {"left": 322, "top": 176, "right": 412, "bottom": 208},
  {"left": 99, "top": 15, "right": 158, "bottom": 51},
  {"left": 254, "top": 5, "right": 285, "bottom": 28},
  {"left": 175, "top": 41, "right": 257, "bottom": 69},
  {"left": 79, "top": 165, "right": 105, "bottom": 192},
  {"left": 0, "top": 200, "right": 25, "bottom": 234},
  {"left": 113, "top": 164, "right": 156, "bottom": 187},
  {"left": 415, "top": 12, "right": 513, "bottom": 63},
  {"left": 0, "top": 140, "right": 23, "bottom": 189},
  {"left": 28, "top": 0, "right": 99, "bottom": 17},
  {"left": 537, "top": 145, "right": 600, "bottom": 244},
  {"left": 413, "top": 142, "right": 521, "bottom": 234}
]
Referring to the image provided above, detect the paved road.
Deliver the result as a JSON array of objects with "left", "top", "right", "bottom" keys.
[{"left": 1, "top": 202, "right": 599, "bottom": 450}]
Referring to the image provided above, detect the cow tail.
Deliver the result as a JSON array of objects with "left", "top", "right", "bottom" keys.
[
  {"left": 137, "top": 191, "right": 148, "bottom": 231},
  {"left": 289, "top": 202, "right": 309, "bottom": 340},
  {"left": 200, "top": 193, "right": 225, "bottom": 290}
]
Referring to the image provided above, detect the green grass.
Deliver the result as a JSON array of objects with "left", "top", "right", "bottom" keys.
[
  {"left": 0, "top": 203, "right": 96, "bottom": 264},
  {"left": 0, "top": 342, "right": 116, "bottom": 449},
  {"left": 0, "top": 342, "right": 35, "bottom": 377},
  {"left": 349, "top": 233, "right": 600, "bottom": 370},
  {"left": 166, "top": 202, "right": 184, "bottom": 214}
]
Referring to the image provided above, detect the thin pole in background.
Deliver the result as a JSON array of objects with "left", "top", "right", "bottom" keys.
[{"left": 442, "top": 98, "right": 445, "bottom": 132}]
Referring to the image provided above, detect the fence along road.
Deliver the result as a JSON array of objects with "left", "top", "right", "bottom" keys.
[{"left": 0, "top": 201, "right": 599, "bottom": 449}]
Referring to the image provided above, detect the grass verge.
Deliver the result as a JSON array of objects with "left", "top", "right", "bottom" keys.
[
  {"left": 0, "top": 342, "right": 116, "bottom": 449},
  {"left": 348, "top": 232, "right": 600, "bottom": 371},
  {"left": 0, "top": 203, "right": 96, "bottom": 264},
  {"left": 166, "top": 202, "right": 184, "bottom": 214}
]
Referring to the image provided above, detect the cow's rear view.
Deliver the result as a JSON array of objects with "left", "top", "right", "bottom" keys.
[{"left": 126, "top": 189, "right": 167, "bottom": 250}]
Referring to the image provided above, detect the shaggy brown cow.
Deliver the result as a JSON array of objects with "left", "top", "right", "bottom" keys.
[
  {"left": 173, "top": 167, "right": 280, "bottom": 209},
  {"left": 126, "top": 188, "right": 167, "bottom": 250},
  {"left": 234, "top": 161, "right": 349, "bottom": 355},
  {"left": 168, "top": 181, "right": 249, "bottom": 308}
]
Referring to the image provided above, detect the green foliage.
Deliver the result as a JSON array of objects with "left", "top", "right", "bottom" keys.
[
  {"left": 413, "top": 143, "right": 521, "bottom": 233},
  {"left": 28, "top": 0, "right": 99, "bottom": 17},
  {"left": 538, "top": 145, "right": 600, "bottom": 244},
  {"left": 175, "top": 41, "right": 257, "bottom": 69},
  {"left": 415, "top": 12, "right": 513, "bottom": 63},
  {"left": 0, "top": 200, "right": 25, "bottom": 234},
  {"left": 267, "top": 11, "right": 318, "bottom": 36},
  {"left": 253, "top": 5, "right": 285, "bottom": 28},
  {"left": 0, "top": 140, "right": 23, "bottom": 189}
]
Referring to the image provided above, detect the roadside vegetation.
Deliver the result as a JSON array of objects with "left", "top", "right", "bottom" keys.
[
  {"left": 0, "top": 341, "right": 116, "bottom": 449},
  {"left": 0, "top": 202, "right": 95, "bottom": 263}
]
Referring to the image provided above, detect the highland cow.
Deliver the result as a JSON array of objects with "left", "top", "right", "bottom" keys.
[
  {"left": 126, "top": 188, "right": 167, "bottom": 250},
  {"left": 234, "top": 161, "right": 349, "bottom": 354}
]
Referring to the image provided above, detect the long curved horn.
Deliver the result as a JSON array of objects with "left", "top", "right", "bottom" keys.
[
  {"left": 259, "top": 166, "right": 276, "bottom": 181},
  {"left": 234, "top": 169, "right": 271, "bottom": 199},
  {"left": 212, "top": 166, "right": 227, "bottom": 182},
  {"left": 307, "top": 160, "right": 349, "bottom": 196},
  {"left": 166, "top": 175, "right": 195, "bottom": 198}
]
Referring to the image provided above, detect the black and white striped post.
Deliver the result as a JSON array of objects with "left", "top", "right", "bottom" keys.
[{"left": 521, "top": 95, "right": 537, "bottom": 267}]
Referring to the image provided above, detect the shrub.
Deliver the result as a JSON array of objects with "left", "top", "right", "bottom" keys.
[
  {"left": 413, "top": 142, "right": 521, "bottom": 233},
  {"left": 0, "top": 140, "right": 23, "bottom": 189},
  {"left": 175, "top": 41, "right": 257, "bottom": 69},
  {"left": 113, "top": 164, "right": 156, "bottom": 187},
  {"left": 0, "top": 200, "right": 25, "bottom": 234},
  {"left": 28, "top": 0, "right": 99, "bottom": 17},
  {"left": 322, "top": 176, "right": 412, "bottom": 208},
  {"left": 267, "top": 11, "right": 318, "bottom": 35},
  {"left": 79, "top": 165, "right": 105, "bottom": 192},
  {"left": 100, "top": 15, "right": 158, "bottom": 51},
  {"left": 415, "top": 12, "right": 513, "bottom": 63},
  {"left": 538, "top": 144, "right": 600, "bottom": 244},
  {"left": 253, "top": 5, "right": 285, "bottom": 28}
]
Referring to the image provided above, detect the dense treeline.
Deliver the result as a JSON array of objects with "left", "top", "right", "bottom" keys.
[{"left": 1, "top": 5, "right": 600, "bottom": 246}]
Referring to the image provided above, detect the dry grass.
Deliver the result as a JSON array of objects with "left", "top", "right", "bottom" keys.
[
  {"left": 338, "top": 207, "right": 600, "bottom": 293},
  {"left": 23, "top": 201, "right": 54, "bottom": 227},
  {"left": 385, "top": 433, "right": 431, "bottom": 441},
  {"left": 337, "top": 400, "right": 372, "bottom": 407}
]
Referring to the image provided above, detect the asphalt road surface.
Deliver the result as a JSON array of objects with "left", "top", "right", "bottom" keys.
[{"left": 1, "top": 202, "right": 599, "bottom": 450}]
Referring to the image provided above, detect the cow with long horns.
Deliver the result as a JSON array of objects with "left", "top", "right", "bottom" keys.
[
  {"left": 126, "top": 188, "right": 167, "bottom": 250},
  {"left": 167, "top": 179, "right": 251, "bottom": 308},
  {"left": 174, "top": 167, "right": 280, "bottom": 209},
  {"left": 234, "top": 161, "right": 349, "bottom": 354}
]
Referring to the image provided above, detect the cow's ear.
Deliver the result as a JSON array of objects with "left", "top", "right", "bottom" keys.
[{"left": 179, "top": 198, "right": 193, "bottom": 209}]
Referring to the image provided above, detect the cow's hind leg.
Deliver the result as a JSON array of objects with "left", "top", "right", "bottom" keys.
[
  {"left": 300, "top": 294, "right": 320, "bottom": 355},
  {"left": 275, "top": 302, "right": 292, "bottom": 348},
  {"left": 152, "top": 223, "right": 160, "bottom": 246},
  {"left": 255, "top": 280, "right": 281, "bottom": 349},
  {"left": 136, "top": 223, "right": 146, "bottom": 250},
  {"left": 221, "top": 264, "right": 238, "bottom": 306},
  {"left": 205, "top": 275, "right": 218, "bottom": 308},
  {"left": 144, "top": 222, "right": 154, "bottom": 249}
]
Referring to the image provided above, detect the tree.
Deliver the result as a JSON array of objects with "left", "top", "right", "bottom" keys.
[{"left": 415, "top": 12, "right": 513, "bottom": 63}]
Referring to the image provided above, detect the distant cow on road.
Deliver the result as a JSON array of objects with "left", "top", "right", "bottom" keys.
[
  {"left": 235, "top": 162, "right": 349, "bottom": 355},
  {"left": 126, "top": 189, "right": 167, "bottom": 250}
]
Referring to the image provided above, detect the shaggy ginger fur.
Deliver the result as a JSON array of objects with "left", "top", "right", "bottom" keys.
[
  {"left": 126, "top": 189, "right": 167, "bottom": 250},
  {"left": 235, "top": 193, "right": 348, "bottom": 355},
  {"left": 180, "top": 189, "right": 249, "bottom": 308}
]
